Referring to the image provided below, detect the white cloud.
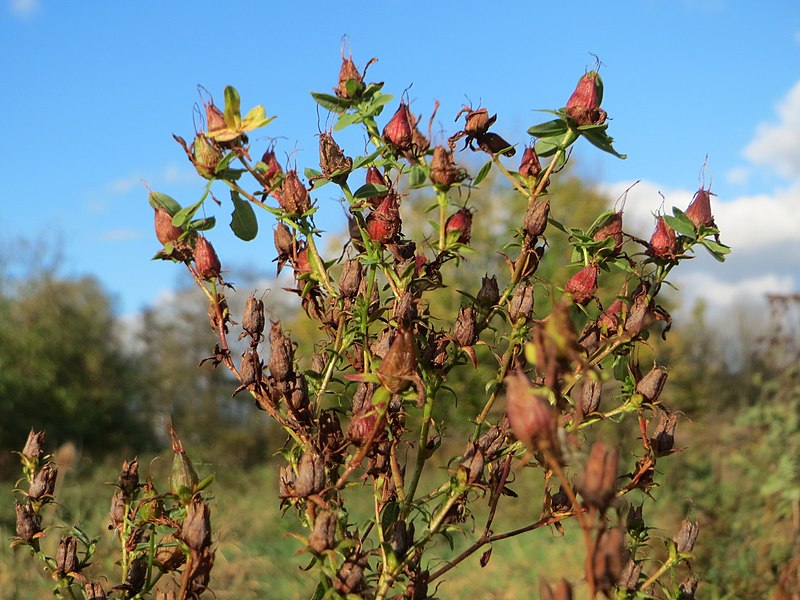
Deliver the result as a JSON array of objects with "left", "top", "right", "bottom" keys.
[
  {"left": 671, "top": 271, "right": 795, "bottom": 309},
  {"left": 103, "top": 163, "right": 196, "bottom": 197},
  {"left": 725, "top": 166, "right": 750, "bottom": 185},
  {"left": 743, "top": 81, "right": 800, "bottom": 178},
  {"left": 8, "top": 0, "right": 41, "bottom": 19}
]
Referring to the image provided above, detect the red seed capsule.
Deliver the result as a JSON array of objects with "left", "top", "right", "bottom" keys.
[
  {"left": 685, "top": 188, "right": 715, "bottom": 229},
  {"left": 566, "top": 71, "right": 607, "bottom": 126},
  {"left": 445, "top": 208, "right": 473, "bottom": 244},
  {"left": 194, "top": 237, "right": 221, "bottom": 280},
  {"left": 154, "top": 208, "right": 181, "bottom": 246},
  {"left": 649, "top": 216, "right": 678, "bottom": 259},
  {"left": 382, "top": 103, "right": 414, "bottom": 151},
  {"left": 565, "top": 264, "right": 599, "bottom": 305}
]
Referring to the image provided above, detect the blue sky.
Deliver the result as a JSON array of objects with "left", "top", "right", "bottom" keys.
[{"left": 3, "top": 0, "right": 799, "bottom": 316}]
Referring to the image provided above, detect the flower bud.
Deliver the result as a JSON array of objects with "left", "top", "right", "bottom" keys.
[
  {"left": 430, "top": 146, "right": 460, "bottom": 188},
  {"left": 192, "top": 134, "right": 221, "bottom": 179},
  {"left": 565, "top": 263, "right": 599, "bottom": 305},
  {"left": 154, "top": 208, "right": 182, "bottom": 246},
  {"left": 577, "top": 440, "right": 619, "bottom": 510},
  {"left": 268, "top": 321, "right": 294, "bottom": 381},
  {"left": 182, "top": 497, "right": 212, "bottom": 551},
  {"left": 593, "top": 211, "right": 623, "bottom": 252},
  {"left": 194, "top": 236, "right": 221, "bottom": 280},
  {"left": 445, "top": 207, "right": 473, "bottom": 244},
  {"left": 505, "top": 370, "right": 557, "bottom": 451},
  {"left": 673, "top": 519, "right": 699, "bottom": 554},
  {"left": 309, "top": 510, "right": 338, "bottom": 553},
  {"left": 366, "top": 192, "right": 402, "bottom": 245},
  {"left": 278, "top": 170, "right": 311, "bottom": 214},
  {"left": 15, "top": 499, "right": 41, "bottom": 542},
  {"left": 382, "top": 103, "right": 414, "bottom": 151},
  {"left": 566, "top": 70, "right": 607, "bottom": 126},
  {"left": 28, "top": 462, "right": 57, "bottom": 500},
  {"left": 294, "top": 450, "right": 325, "bottom": 497},
  {"left": 339, "top": 259, "right": 362, "bottom": 298},
  {"left": 519, "top": 145, "right": 542, "bottom": 180},
  {"left": 523, "top": 199, "right": 550, "bottom": 238},
  {"left": 55, "top": 535, "right": 79, "bottom": 576},
  {"left": 685, "top": 187, "right": 715, "bottom": 229},
  {"left": 169, "top": 429, "right": 199, "bottom": 497},
  {"left": 649, "top": 216, "right": 677, "bottom": 259},
  {"left": 476, "top": 275, "right": 500, "bottom": 308},
  {"left": 319, "top": 132, "right": 352, "bottom": 184}
]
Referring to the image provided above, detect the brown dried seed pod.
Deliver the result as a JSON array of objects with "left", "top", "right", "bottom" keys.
[
  {"left": 55, "top": 535, "right": 79, "bottom": 576},
  {"left": 592, "top": 526, "right": 627, "bottom": 593},
  {"left": 523, "top": 199, "right": 550, "bottom": 238},
  {"left": 519, "top": 145, "right": 542, "bottom": 180},
  {"left": 309, "top": 511, "right": 338, "bottom": 554},
  {"left": 268, "top": 322, "right": 294, "bottom": 382},
  {"left": 376, "top": 328, "right": 417, "bottom": 394},
  {"left": 84, "top": 581, "right": 107, "bottom": 600},
  {"left": 15, "top": 499, "right": 41, "bottom": 542},
  {"left": 294, "top": 450, "right": 325, "bottom": 497},
  {"left": 28, "top": 462, "right": 57, "bottom": 500},
  {"left": 650, "top": 410, "right": 681, "bottom": 456},
  {"left": 636, "top": 365, "right": 668, "bottom": 403},
  {"left": 505, "top": 370, "right": 557, "bottom": 451},
  {"left": 673, "top": 519, "right": 699, "bottom": 553},
  {"left": 117, "top": 458, "right": 139, "bottom": 497},
  {"left": 279, "top": 170, "right": 311, "bottom": 214},
  {"left": 242, "top": 294, "right": 265, "bottom": 339},
  {"left": 339, "top": 259, "right": 362, "bottom": 298},
  {"left": 182, "top": 497, "right": 212, "bottom": 552},
  {"left": 476, "top": 275, "right": 500, "bottom": 308},
  {"left": 430, "top": 146, "right": 460, "bottom": 188},
  {"left": 593, "top": 211, "right": 624, "bottom": 252},
  {"left": 577, "top": 440, "right": 619, "bottom": 510},
  {"left": 508, "top": 283, "right": 535, "bottom": 322},
  {"left": 453, "top": 306, "right": 478, "bottom": 347},
  {"left": 319, "top": 132, "right": 352, "bottom": 184},
  {"left": 21, "top": 429, "right": 45, "bottom": 462},
  {"left": 154, "top": 533, "right": 186, "bottom": 571}
]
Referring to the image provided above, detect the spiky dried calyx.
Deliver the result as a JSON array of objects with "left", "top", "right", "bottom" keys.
[
  {"left": 194, "top": 236, "right": 221, "bottom": 280},
  {"left": 429, "top": 146, "right": 460, "bottom": 188},
  {"left": 319, "top": 132, "right": 352, "bottom": 183},
  {"left": 565, "top": 263, "right": 599, "bottom": 305},
  {"left": 566, "top": 70, "right": 607, "bottom": 126},
  {"left": 476, "top": 275, "right": 500, "bottom": 307},
  {"left": 21, "top": 429, "right": 45, "bottom": 462}
]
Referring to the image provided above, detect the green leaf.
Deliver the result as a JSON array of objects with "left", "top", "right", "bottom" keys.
[
  {"left": 527, "top": 118, "right": 568, "bottom": 138},
  {"left": 304, "top": 168, "right": 323, "bottom": 180},
  {"left": 148, "top": 192, "right": 181, "bottom": 215},
  {"left": 190, "top": 216, "right": 215, "bottom": 231},
  {"left": 230, "top": 192, "right": 258, "bottom": 241},
  {"left": 352, "top": 148, "right": 383, "bottom": 170},
  {"left": 353, "top": 183, "right": 388, "bottom": 199},
  {"left": 409, "top": 166, "right": 426, "bottom": 188},
  {"left": 534, "top": 137, "right": 561, "bottom": 157},
  {"left": 579, "top": 125, "right": 626, "bottom": 159},
  {"left": 310, "top": 91, "right": 353, "bottom": 113},
  {"left": 241, "top": 105, "right": 275, "bottom": 132},
  {"left": 381, "top": 502, "right": 400, "bottom": 534},
  {"left": 665, "top": 210, "right": 697, "bottom": 239},
  {"left": 473, "top": 160, "right": 493, "bottom": 186},
  {"left": 223, "top": 85, "right": 242, "bottom": 129},
  {"left": 699, "top": 238, "right": 731, "bottom": 262},
  {"left": 334, "top": 111, "right": 362, "bottom": 131}
]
